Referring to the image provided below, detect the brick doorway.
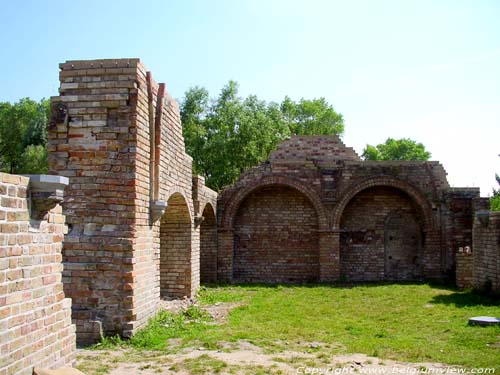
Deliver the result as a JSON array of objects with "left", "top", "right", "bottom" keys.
[
  {"left": 160, "top": 193, "right": 192, "bottom": 297},
  {"left": 232, "top": 185, "right": 319, "bottom": 283}
]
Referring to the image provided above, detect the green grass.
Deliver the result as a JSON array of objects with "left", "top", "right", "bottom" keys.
[{"left": 96, "top": 283, "right": 500, "bottom": 369}]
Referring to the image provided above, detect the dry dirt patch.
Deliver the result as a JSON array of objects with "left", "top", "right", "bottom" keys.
[{"left": 76, "top": 340, "right": 458, "bottom": 375}]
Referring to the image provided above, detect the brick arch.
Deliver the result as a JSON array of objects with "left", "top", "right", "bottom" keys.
[
  {"left": 199, "top": 201, "right": 216, "bottom": 219},
  {"left": 160, "top": 191, "right": 192, "bottom": 297},
  {"left": 221, "top": 175, "right": 328, "bottom": 231},
  {"left": 332, "top": 176, "right": 434, "bottom": 231},
  {"left": 165, "top": 187, "right": 193, "bottom": 222},
  {"left": 200, "top": 202, "right": 217, "bottom": 283}
]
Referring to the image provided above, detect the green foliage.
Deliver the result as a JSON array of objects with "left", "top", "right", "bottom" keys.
[
  {"left": 491, "top": 172, "right": 500, "bottom": 211},
  {"left": 0, "top": 98, "right": 49, "bottom": 174},
  {"left": 362, "top": 137, "right": 431, "bottom": 161},
  {"left": 181, "top": 82, "right": 344, "bottom": 190}
]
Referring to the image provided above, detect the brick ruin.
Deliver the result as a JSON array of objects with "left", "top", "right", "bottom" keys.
[
  {"left": 48, "top": 59, "right": 217, "bottom": 344},
  {"left": 0, "top": 174, "right": 75, "bottom": 375},
  {"left": 218, "top": 136, "right": 481, "bottom": 283},
  {"left": 1, "top": 58, "right": 498, "bottom": 371}
]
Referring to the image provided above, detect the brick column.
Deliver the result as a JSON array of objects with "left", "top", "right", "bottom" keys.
[
  {"left": 456, "top": 247, "right": 473, "bottom": 289},
  {"left": 319, "top": 229, "right": 340, "bottom": 282},
  {"left": 217, "top": 229, "right": 234, "bottom": 282},
  {"left": 422, "top": 229, "right": 443, "bottom": 279}
]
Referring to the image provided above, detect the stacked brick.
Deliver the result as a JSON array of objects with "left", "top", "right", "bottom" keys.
[
  {"left": 234, "top": 186, "right": 319, "bottom": 282},
  {"left": 0, "top": 173, "right": 75, "bottom": 375},
  {"left": 218, "top": 135, "right": 474, "bottom": 283},
  {"left": 455, "top": 247, "right": 473, "bottom": 289},
  {"left": 49, "top": 59, "right": 217, "bottom": 343},
  {"left": 340, "top": 186, "right": 421, "bottom": 281},
  {"left": 193, "top": 176, "right": 218, "bottom": 283},
  {"left": 473, "top": 211, "right": 500, "bottom": 292}
]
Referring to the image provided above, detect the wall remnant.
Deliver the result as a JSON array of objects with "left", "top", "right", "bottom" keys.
[
  {"left": 48, "top": 59, "right": 217, "bottom": 343},
  {"left": 0, "top": 173, "right": 76, "bottom": 375},
  {"left": 218, "top": 136, "right": 479, "bottom": 283},
  {"left": 472, "top": 210, "right": 500, "bottom": 292}
]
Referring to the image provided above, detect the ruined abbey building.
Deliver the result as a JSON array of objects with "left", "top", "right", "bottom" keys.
[
  {"left": 45, "top": 58, "right": 493, "bottom": 345},
  {"left": 218, "top": 136, "right": 481, "bottom": 283}
]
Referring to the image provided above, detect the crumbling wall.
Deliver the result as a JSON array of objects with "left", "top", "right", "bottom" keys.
[
  {"left": 218, "top": 135, "right": 471, "bottom": 283},
  {"left": 49, "top": 59, "right": 217, "bottom": 343},
  {"left": 473, "top": 211, "right": 500, "bottom": 292},
  {"left": 0, "top": 173, "right": 75, "bottom": 375}
]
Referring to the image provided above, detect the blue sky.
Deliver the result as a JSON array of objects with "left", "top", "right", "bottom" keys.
[{"left": 1, "top": 0, "right": 499, "bottom": 195}]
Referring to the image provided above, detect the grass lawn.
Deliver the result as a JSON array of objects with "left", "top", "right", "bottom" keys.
[{"left": 98, "top": 283, "right": 500, "bottom": 369}]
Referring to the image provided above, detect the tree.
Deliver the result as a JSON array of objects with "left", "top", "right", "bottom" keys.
[
  {"left": 181, "top": 82, "right": 344, "bottom": 190},
  {"left": 491, "top": 155, "right": 500, "bottom": 211},
  {"left": 281, "top": 96, "right": 344, "bottom": 136},
  {"left": 0, "top": 98, "right": 49, "bottom": 174},
  {"left": 362, "top": 137, "right": 431, "bottom": 161}
]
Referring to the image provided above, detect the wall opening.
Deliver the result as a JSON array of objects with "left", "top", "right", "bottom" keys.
[
  {"left": 160, "top": 192, "right": 192, "bottom": 297},
  {"left": 340, "top": 186, "right": 423, "bottom": 281},
  {"left": 233, "top": 185, "right": 319, "bottom": 283},
  {"left": 200, "top": 203, "right": 217, "bottom": 283}
]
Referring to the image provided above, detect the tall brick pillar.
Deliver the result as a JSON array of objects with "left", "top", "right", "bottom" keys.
[
  {"left": 319, "top": 229, "right": 341, "bottom": 281},
  {"left": 217, "top": 229, "right": 234, "bottom": 282}
]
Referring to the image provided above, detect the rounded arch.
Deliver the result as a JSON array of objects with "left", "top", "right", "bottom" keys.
[
  {"left": 199, "top": 201, "right": 216, "bottom": 220},
  {"left": 332, "top": 176, "right": 434, "bottom": 231},
  {"left": 200, "top": 202, "right": 217, "bottom": 283},
  {"left": 160, "top": 190, "right": 192, "bottom": 297},
  {"left": 164, "top": 187, "right": 192, "bottom": 222},
  {"left": 221, "top": 175, "right": 328, "bottom": 230}
]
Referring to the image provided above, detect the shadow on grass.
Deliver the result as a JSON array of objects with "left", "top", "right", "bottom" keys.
[
  {"left": 429, "top": 290, "right": 500, "bottom": 307},
  {"left": 201, "top": 279, "right": 456, "bottom": 291},
  {"left": 202, "top": 281, "right": 500, "bottom": 308}
]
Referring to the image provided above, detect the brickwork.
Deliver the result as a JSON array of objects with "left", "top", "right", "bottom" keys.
[
  {"left": 472, "top": 211, "right": 500, "bottom": 292},
  {"left": 48, "top": 59, "right": 216, "bottom": 342},
  {"left": 200, "top": 203, "right": 217, "bottom": 283},
  {"left": 219, "top": 135, "right": 474, "bottom": 283},
  {"left": 0, "top": 173, "right": 75, "bottom": 375},
  {"left": 455, "top": 247, "right": 473, "bottom": 289},
  {"left": 340, "top": 186, "right": 422, "bottom": 281},
  {"left": 233, "top": 186, "right": 319, "bottom": 283}
]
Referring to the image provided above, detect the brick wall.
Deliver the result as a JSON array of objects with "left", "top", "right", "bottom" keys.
[
  {"left": 48, "top": 59, "right": 216, "bottom": 342},
  {"left": 200, "top": 203, "right": 217, "bottom": 283},
  {"left": 455, "top": 247, "right": 473, "bottom": 289},
  {"left": 219, "top": 135, "right": 473, "bottom": 283},
  {"left": 0, "top": 173, "right": 75, "bottom": 375},
  {"left": 340, "top": 186, "right": 422, "bottom": 281},
  {"left": 233, "top": 186, "right": 319, "bottom": 283},
  {"left": 473, "top": 211, "right": 500, "bottom": 292}
]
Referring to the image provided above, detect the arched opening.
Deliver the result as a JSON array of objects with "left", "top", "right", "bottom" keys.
[
  {"left": 339, "top": 186, "right": 424, "bottom": 281},
  {"left": 159, "top": 192, "right": 192, "bottom": 297},
  {"left": 233, "top": 185, "right": 319, "bottom": 283},
  {"left": 200, "top": 203, "right": 217, "bottom": 283}
]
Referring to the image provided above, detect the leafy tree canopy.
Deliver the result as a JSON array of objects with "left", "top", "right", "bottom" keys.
[
  {"left": 491, "top": 155, "right": 500, "bottom": 211},
  {"left": 0, "top": 98, "right": 49, "bottom": 174},
  {"left": 362, "top": 137, "right": 431, "bottom": 161},
  {"left": 181, "top": 81, "right": 344, "bottom": 190}
]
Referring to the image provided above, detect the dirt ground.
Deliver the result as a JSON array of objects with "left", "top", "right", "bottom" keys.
[
  {"left": 76, "top": 342, "right": 459, "bottom": 375},
  {"left": 75, "top": 301, "right": 464, "bottom": 375}
]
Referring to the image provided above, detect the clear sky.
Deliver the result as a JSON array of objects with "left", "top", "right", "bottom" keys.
[{"left": 0, "top": 0, "right": 499, "bottom": 195}]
